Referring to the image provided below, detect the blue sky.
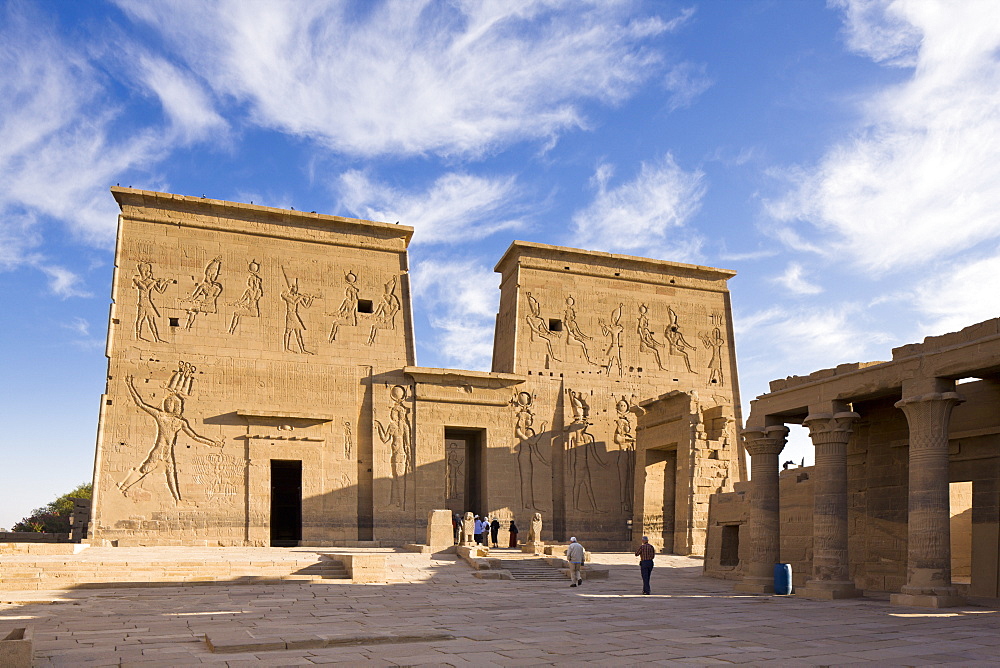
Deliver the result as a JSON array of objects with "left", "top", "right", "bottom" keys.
[{"left": 3, "top": 0, "right": 999, "bottom": 530}]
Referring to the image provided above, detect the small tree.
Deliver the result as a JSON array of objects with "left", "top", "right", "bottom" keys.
[{"left": 12, "top": 483, "right": 92, "bottom": 533}]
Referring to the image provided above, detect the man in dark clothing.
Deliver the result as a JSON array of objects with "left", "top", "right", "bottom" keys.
[
  {"left": 635, "top": 535, "right": 656, "bottom": 594},
  {"left": 490, "top": 517, "right": 501, "bottom": 547}
]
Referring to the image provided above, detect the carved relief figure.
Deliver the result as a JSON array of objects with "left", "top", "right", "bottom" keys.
[
  {"left": 329, "top": 271, "right": 360, "bottom": 341},
  {"left": 133, "top": 262, "right": 171, "bottom": 343},
  {"left": 344, "top": 420, "right": 353, "bottom": 459},
  {"left": 567, "top": 388, "right": 590, "bottom": 424},
  {"left": 280, "top": 270, "right": 317, "bottom": 354},
  {"left": 564, "top": 295, "right": 596, "bottom": 363},
  {"left": 613, "top": 397, "right": 636, "bottom": 514},
  {"left": 524, "top": 292, "right": 560, "bottom": 361},
  {"left": 117, "top": 362, "right": 223, "bottom": 502},
  {"left": 700, "top": 327, "right": 726, "bottom": 385},
  {"left": 664, "top": 306, "right": 696, "bottom": 373},
  {"left": 374, "top": 384, "right": 412, "bottom": 508},
  {"left": 565, "top": 390, "right": 608, "bottom": 513},
  {"left": 512, "top": 391, "right": 549, "bottom": 510},
  {"left": 229, "top": 260, "right": 263, "bottom": 334},
  {"left": 367, "top": 276, "right": 401, "bottom": 346},
  {"left": 637, "top": 304, "right": 665, "bottom": 370},
  {"left": 599, "top": 303, "right": 625, "bottom": 376},
  {"left": 446, "top": 445, "right": 465, "bottom": 500},
  {"left": 193, "top": 452, "right": 243, "bottom": 499},
  {"left": 183, "top": 256, "right": 223, "bottom": 329}
]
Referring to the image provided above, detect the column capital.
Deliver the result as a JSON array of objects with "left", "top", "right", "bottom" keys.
[
  {"left": 741, "top": 425, "right": 789, "bottom": 457},
  {"left": 803, "top": 411, "right": 859, "bottom": 445},
  {"left": 895, "top": 391, "right": 963, "bottom": 409},
  {"left": 895, "top": 392, "right": 964, "bottom": 444}
]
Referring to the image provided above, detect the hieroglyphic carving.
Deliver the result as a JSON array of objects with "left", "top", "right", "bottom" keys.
[
  {"left": 366, "top": 276, "right": 401, "bottom": 346},
  {"left": 665, "top": 306, "right": 696, "bottom": 373},
  {"left": 700, "top": 327, "right": 726, "bottom": 385},
  {"left": 446, "top": 441, "right": 465, "bottom": 500},
  {"left": 229, "top": 260, "right": 262, "bottom": 334},
  {"left": 613, "top": 397, "right": 636, "bottom": 514},
  {"left": 329, "top": 271, "right": 360, "bottom": 341},
  {"left": 192, "top": 452, "right": 243, "bottom": 498},
  {"left": 524, "top": 292, "right": 560, "bottom": 361},
  {"left": 599, "top": 303, "right": 625, "bottom": 376},
  {"left": 374, "top": 384, "right": 412, "bottom": 508},
  {"left": 133, "top": 262, "right": 171, "bottom": 342},
  {"left": 182, "top": 256, "right": 223, "bottom": 329},
  {"left": 512, "top": 391, "right": 549, "bottom": 510},
  {"left": 280, "top": 267, "right": 318, "bottom": 354},
  {"left": 564, "top": 295, "right": 596, "bottom": 363},
  {"left": 565, "top": 388, "right": 607, "bottom": 513},
  {"left": 637, "top": 304, "right": 665, "bottom": 370},
  {"left": 344, "top": 420, "right": 353, "bottom": 459},
  {"left": 117, "top": 362, "right": 223, "bottom": 502}
]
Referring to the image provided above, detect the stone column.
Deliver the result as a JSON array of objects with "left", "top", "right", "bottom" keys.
[
  {"left": 735, "top": 424, "right": 788, "bottom": 593},
  {"left": 799, "top": 410, "right": 861, "bottom": 599},
  {"left": 890, "top": 390, "right": 964, "bottom": 608}
]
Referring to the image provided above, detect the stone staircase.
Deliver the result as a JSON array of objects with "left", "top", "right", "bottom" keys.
[
  {"left": 0, "top": 548, "right": 349, "bottom": 591},
  {"left": 489, "top": 551, "right": 568, "bottom": 582}
]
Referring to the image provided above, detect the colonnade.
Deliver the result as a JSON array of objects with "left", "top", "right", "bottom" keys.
[{"left": 737, "top": 379, "right": 965, "bottom": 608}]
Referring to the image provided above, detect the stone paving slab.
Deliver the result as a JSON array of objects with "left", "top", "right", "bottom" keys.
[{"left": 0, "top": 551, "right": 997, "bottom": 665}]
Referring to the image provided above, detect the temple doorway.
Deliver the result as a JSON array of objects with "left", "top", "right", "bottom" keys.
[
  {"left": 444, "top": 429, "right": 484, "bottom": 515},
  {"left": 270, "top": 460, "right": 302, "bottom": 547}
]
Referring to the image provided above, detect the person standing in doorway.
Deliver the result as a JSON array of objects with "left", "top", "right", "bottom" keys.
[
  {"left": 508, "top": 519, "right": 519, "bottom": 548},
  {"left": 635, "top": 535, "right": 656, "bottom": 595},
  {"left": 490, "top": 517, "right": 500, "bottom": 548},
  {"left": 474, "top": 515, "right": 483, "bottom": 545},
  {"left": 567, "top": 537, "right": 585, "bottom": 587}
]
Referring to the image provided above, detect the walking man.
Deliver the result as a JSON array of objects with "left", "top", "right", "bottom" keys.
[
  {"left": 567, "top": 537, "right": 585, "bottom": 587},
  {"left": 635, "top": 535, "right": 656, "bottom": 594}
]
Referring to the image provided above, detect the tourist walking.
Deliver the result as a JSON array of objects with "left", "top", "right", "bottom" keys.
[
  {"left": 474, "top": 515, "right": 484, "bottom": 544},
  {"left": 567, "top": 537, "right": 585, "bottom": 587},
  {"left": 635, "top": 535, "right": 656, "bottom": 594},
  {"left": 490, "top": 517, "right": 500, "bottom": 547},
  {"left": 508, "top": 519, "right": 519, "bottom": 548}
]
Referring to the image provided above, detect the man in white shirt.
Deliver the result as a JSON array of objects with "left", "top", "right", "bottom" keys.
[{"left": 567, "top": 537, "right": 585, "bottom": 587}]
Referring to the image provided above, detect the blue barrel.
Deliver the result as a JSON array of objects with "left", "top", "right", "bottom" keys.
[{"left": 773, "top": 563, "right": 793, "bottom": 595}]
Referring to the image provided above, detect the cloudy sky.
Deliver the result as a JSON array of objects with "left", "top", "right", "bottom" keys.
[{"left": 3, "top": 0, "right": 999, "bottom": 530}]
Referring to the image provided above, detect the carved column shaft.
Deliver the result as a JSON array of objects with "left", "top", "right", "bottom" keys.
[
  {"left": 894, "top": 392, "right": 962, "bottom": 597},
  {"left": 801, "top": 412, "right": 860, "bottom": 597},
  {"left": 735, "top": 425, "right": 788, "bottom": 592}
]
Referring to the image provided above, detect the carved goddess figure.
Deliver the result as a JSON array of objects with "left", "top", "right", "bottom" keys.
[
  {"left": 700, "top": 327, "right": 726, "bottom": 385},
  {"left": 229, "top": 260, "right": 263, "bottom": 334},
  {"left": 374, "top": 384, "right": 412, "bottom": 508},
  {"left": 527, "top": 511, "right": 543, "bottom": 544},
  {"left": 568, "top": 419, "right": 609, "bottom": 513},
  {"left": 183, "top": 256, "right": 223, "bottom": 329},
  {"left": 636, "top": 304, "right": 665, "bottom": 370},
  {"left": 564, "top": 295, "right": 595, "bottom": 363},
  {"left": 367, "top": 276, "right": 401, "bottom": 346},
  {"left": 613, "top": 398, "right": 636, "bottom": 514},
  {"left": 329, "top": 271, "right": 360, "bottom": 341},
  {"left": 133, "top": 262, "right": 170, "bottom": 343},
  {"left": 281, "top": 278, "right": 317, "bottom": 354},
  {"left": 524, "top": 292, "right": 560, "bottom": 361},
  {"left": 513, "top": 391, "right": 549, "bottom": 510},
  {"left": 599, "top": 303, "right": 625, "bottom": 376},
  {"left": 117, "top": 363, "right": 223, "bottom": 502},
  {"left": 664, "top": 306, "right": 696, "bottom": 373},
  {"left": 446, "top": 447, "right": 464, "bottom": 500}
]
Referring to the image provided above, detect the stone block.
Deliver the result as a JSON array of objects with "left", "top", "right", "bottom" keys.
[{"left": 0, "top": 627, "right": 32, "bottom": 668}]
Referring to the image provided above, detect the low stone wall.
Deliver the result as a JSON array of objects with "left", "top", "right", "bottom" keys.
[
  {"left": 325, "top": 554, "right": 387, "bottom": 583},
  {"left": 0, "top": 532, "right": 71, "bottom": 544}
]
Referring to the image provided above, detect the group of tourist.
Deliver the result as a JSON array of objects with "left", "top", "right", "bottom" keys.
[{"left": 452, "top": 513, "right": 519, "bottom": 548}]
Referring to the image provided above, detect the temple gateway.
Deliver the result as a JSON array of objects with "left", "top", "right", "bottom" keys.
[{"left": 90, "top": 188, "right": 745, "bottom": 551}]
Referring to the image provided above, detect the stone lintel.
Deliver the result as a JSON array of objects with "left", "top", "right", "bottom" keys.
[{"left": 235, "top": 409, "right": 335, "bottom": 422}]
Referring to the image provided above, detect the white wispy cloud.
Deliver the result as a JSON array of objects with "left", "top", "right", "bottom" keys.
[
  {"left": 912, "top": 250, "right": 1000, "bottom": 336},
  {"left": 771, "top": 262, "right": 822, "bottom": 295},
  {"left": 113, "top": 0, "right": 681, "bottom": 158},
  {"left": 766, "top": 0, "right": 1000, "bottom": 275},
  {"left": 570, "top": 155, "right": 706, "bottom": 261},
  {"left": 410, "top": 259, "right": 498, "bottom": 370},
  {"left": 39, "top": 265, "right": 92, "bottom": 299},
  {"left": 135, "top": 55, "right": 227, "bottom": 144},
  {"left": 0, "top": 3, "right": 163, "bottom": 267},
  {"left": 663, "top": 61, "right": 713, "bottom": 111},
  {"left": 336, "top": 170, "right": 524, "bottom": 244}
]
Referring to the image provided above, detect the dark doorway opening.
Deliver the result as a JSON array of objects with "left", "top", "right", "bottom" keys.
[
  {"left": 445, "top": 429, "right": 485, "bottom": 514},
  {"left": 720, "top": 524, "right": 740, "bottom": 567},
  {"left": 270, "top": 460, "right": 302, "bottom": 547}
]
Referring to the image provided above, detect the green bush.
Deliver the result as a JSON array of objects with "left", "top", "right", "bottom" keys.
[{"left": 11, "top": 483, "right": 92, "bottom": 533}]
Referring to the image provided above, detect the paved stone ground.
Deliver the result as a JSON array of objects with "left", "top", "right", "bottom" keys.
[{"left": 1, "top": 551, "right": 998, "bottom": 666}]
